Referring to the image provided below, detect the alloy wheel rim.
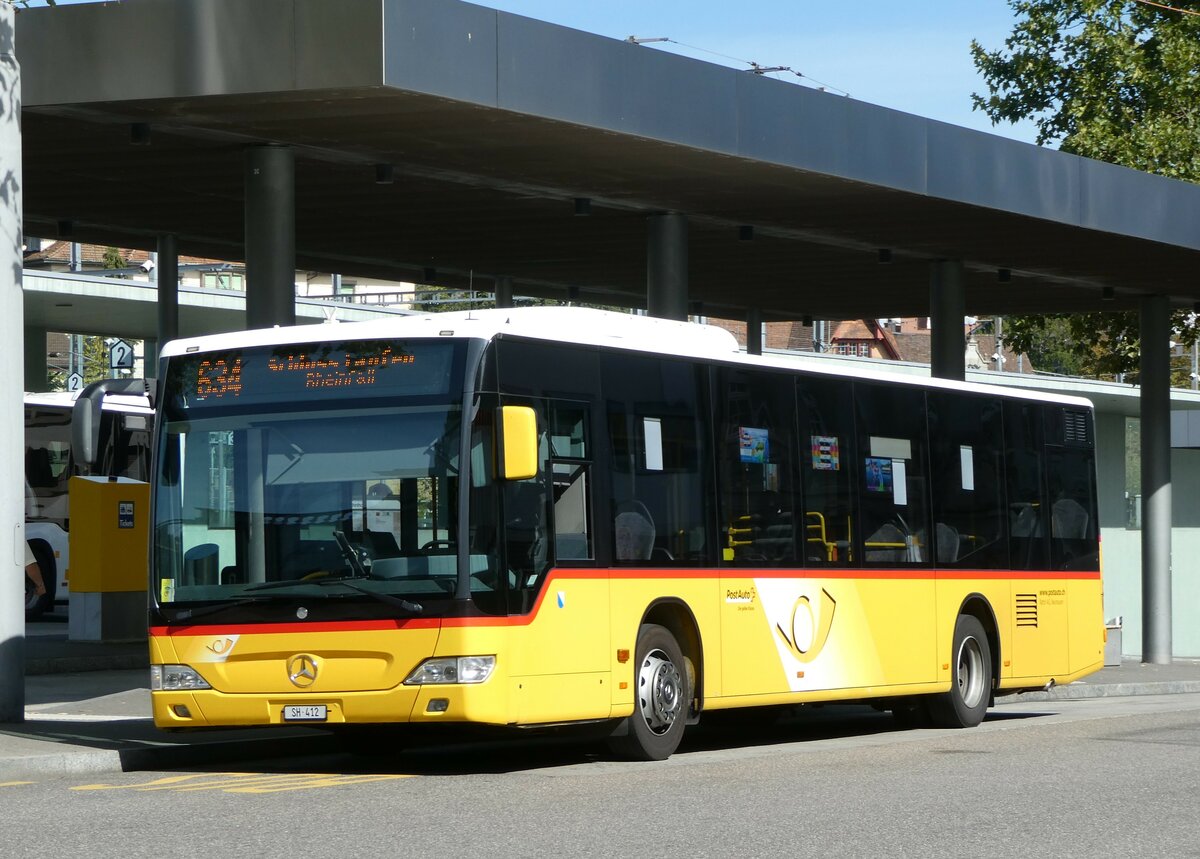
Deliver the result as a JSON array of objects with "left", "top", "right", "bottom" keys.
[
  {"left": 637, "top": 648, "right": 682, "bottom": 734},
  {"left": 957, "top": 636, "right": 986, "bottom": 709}
]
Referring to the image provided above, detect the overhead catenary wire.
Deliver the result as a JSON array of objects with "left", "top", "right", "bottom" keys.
[
  {"left": 1131, "top": 0, "right": 1200, "bottom": 16},
  {"left": 626, "top": 35, "right": 850, "bottom": 97}
]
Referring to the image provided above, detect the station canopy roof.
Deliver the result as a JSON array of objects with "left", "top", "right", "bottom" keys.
[{"left": 19, "top": 0, "right": 1200, "bottom": 323}]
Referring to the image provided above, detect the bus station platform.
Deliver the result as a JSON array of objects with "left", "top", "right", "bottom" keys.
[{"left": 4, "top": 621, "right": 1200, "bottom": 781}]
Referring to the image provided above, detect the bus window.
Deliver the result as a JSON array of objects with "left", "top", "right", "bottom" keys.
[
  {"left": 502, "top": 398, "right": 551, "bottom": 611},
  {"left": 855, "top": 383, "right": 930, "bottom": 565},
  {"left": 603, "top": 353, "right": 712, "bottom": 566},
  {"left": 1044, "top": 406, "right": 1100, "bottom": 571},
  {"left": 25, "top": 407, "right": 74, "bottom": 528},
  {"left": 548, "top": 402, "right": 593, "bottom": 562},
  {"left": 796, "top": 377, "right": 856, "bottom": 566},
  {"left": 928, "top": 392, "right": 1008, "bottom": 568},
  {"left": 467, "top": 398, "right": 505, "bottom": 615},
  {"left": 1004, "top": 401, "right": 1049, "bottom": 570},
  {"left": 715, "top": 367, "right": 799, "bottom": 566}
]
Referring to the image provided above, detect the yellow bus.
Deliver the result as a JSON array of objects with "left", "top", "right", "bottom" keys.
[{"left": 149, "top": 308, "right": 1103, "bottom": 760}]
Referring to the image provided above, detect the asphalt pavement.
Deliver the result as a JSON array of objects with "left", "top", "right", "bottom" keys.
[{"left": 4, "top": 612, "right": 1200, "bottom": 780}]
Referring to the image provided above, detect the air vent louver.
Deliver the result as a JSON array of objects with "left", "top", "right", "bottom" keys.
[
  {"left": 1016, "top": 593, "right": 1039, "bottom": 628},
  {"left": 1063, "top": 409, "right": 1092, "bottom": 447}
]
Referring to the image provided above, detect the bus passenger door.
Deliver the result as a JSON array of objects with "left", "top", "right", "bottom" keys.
[{"left": 505, "top": 397, "right": 611, "bottom": 723}]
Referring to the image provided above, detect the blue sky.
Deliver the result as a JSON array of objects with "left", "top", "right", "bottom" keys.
[{"left": 24, "top": 0, "right": 1037, "bottom": 143}]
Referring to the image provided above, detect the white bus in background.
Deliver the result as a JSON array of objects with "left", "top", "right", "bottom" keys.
[{"left": 23, "top": 380, "right": 154, "bottom": 619}]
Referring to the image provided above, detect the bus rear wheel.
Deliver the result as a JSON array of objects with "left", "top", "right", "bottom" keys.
[
  {"left": 608, "top": 624, "right": 689, "bottom": 761},
  {"left": 929, "top": 614, "right": 991, "bottom": 728}
]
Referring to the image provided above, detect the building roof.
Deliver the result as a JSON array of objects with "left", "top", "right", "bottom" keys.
[{"left": 19, "top": 0, "right": 1200, "bottom": 323}]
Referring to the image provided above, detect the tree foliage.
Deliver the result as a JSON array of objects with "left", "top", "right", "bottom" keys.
[{"left": 972, "top": 1, "right": 1200, "bottom": 379}]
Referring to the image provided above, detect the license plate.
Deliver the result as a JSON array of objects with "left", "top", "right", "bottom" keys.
[{"left": 283, "top": 705, "right": 327, "bottom": 722}]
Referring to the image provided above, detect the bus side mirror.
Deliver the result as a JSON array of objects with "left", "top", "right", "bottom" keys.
[
  {"left": 71, "top": 378, "right": 152, "bottom": 471},
  {"left": 497, "top": 405, "right": 538, "bottom": 481}
]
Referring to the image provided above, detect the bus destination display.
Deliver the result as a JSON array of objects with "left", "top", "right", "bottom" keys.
[{"left": 179, "top": 340, "right": 457, "bottom": 406}]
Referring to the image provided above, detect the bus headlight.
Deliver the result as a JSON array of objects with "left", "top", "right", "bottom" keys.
[
  {"left": 151, "top": 664, "right": 212, "bottom": 691},
  {"left": 404, "top": 656, "right": 495, "bottom": 685}
]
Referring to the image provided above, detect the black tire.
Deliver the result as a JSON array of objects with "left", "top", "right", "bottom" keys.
[
  {"left": 24, "top": 542, "right": 55, "bottom": 621},
  {"left": 929, "top": 614, "right": 992, "bottom": 728},
  {"left": 607, "top": 624, "right": 690, "bottom": 761}
]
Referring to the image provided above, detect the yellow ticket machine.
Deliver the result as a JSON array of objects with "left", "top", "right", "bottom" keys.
[{"left": 68, "top": 475, "right": 149, "bottom": 642}]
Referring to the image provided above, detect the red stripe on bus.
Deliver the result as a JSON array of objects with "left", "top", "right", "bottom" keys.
[{"left": 150, "top": 565, "right": 1100, "bottom": 637}]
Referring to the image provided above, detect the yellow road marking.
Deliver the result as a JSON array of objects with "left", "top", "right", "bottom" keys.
[
  {"left": 73, "top": 772, "right": 414, "bottom": 794},
  {"left": 0, "top": 781, "right": 35, "bottom": 787}
]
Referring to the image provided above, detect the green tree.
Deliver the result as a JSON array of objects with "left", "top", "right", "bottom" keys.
[
  {"left": 80, "top": 335, "right": 109, "bottom": 386},
  {"left": 102, "top": 245, "right": 126, "bottom": 272},
  {"left": 972, "top": 1, "right": 1199, "bottom": 379}
]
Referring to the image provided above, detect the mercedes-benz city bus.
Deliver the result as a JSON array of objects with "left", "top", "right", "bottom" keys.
[
  {"left": 148, "top": 308, "right": 1104, "bottom": 760},
  {"left": 24, "top": 381, "right": 154, "bottom": 619}
]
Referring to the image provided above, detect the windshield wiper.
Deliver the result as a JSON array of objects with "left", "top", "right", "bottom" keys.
[
  {"left": 245, "top": 576, "right": 423, "bottom": 615},
  {"left": 171, "top": 596, "right": 273, "bottom": 622}
]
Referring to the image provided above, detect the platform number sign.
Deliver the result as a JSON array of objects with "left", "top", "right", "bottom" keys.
[{"left": 109, "top": 338, "right": 135, "bottom": 371}]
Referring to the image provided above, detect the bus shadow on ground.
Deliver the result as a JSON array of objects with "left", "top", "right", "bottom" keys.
[{"left": 182, "top": 703, "right": 1048, "bottom": 778}]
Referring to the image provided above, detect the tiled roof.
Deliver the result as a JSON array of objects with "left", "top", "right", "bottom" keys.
[{"left": 23, "top": 240, "right": 233, "bottom": 268}]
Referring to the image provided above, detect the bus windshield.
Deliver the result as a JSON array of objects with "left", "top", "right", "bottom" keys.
[{"left": 153, "top": 339, "right": 477, "bottom": 616}]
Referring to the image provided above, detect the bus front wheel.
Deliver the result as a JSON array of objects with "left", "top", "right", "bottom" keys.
[
  {"left": 608, "top": 624, "right": 689, "bottom": 761},
  {"left": 929, "top": 614, "right": 991, "bottom": 728}
]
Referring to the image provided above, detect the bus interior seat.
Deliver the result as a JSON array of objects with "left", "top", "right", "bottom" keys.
[
  {"left": 935, "top": 522, "right": 960, "bottom": 564},
  {"left": 1052, "top": 498, "right": 1089, "bottom": 539},
  {"left": 864, "top": 522, "right": 906, "bottom": 563},
  {"left": 1011, "top": 504, "right": 1041, "bottom": 538},
  {"left": 615, "top": 501, "right": 655, "bottom": 561}
]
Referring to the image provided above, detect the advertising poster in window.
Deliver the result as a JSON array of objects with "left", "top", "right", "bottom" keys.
[
  {"left": 811, "top": 435, "right": 840, "bottom": 471},
  {"left": 864, "top": 456, "right": 893, "bottom": 493},
  {"left": 739, "top": 427, "right": 769, "bottom": 464}
]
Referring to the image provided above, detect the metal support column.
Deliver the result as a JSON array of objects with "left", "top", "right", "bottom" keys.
[
  {"left": 1140, "top": 294, "right": 1172, "bottom": 664},
  {"left": 156, "top": 233, "right": 178, "bottom": 371},
  {"left": 1, "top": 3, "right": 25, "bottom": 722},
  {"left": 646, "top": 213, "right": 688, "bottom": 321},
  {"left": 24, "top": 326, "right": 46, "bottom": 391},
  {"left": 244, "top": 145, "right": 295, "bottom": 329},
  {"left": 930, "top": 259, "right": 966, "bottom": 381},
  {"left": 494, "top": 276, "right": 513, "bottom": 308},
  {"left": 746, "top": 307, "right": 763, "bottom": 355},
  {"left": 144, "top": 339, "right": 157, "bottom": 379}
]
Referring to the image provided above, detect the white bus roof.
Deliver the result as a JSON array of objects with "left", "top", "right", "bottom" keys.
[
  {"left": 24, "top": 388, "right": 154, "bottom": 415},
  {"left": 159, "top": 307, "right": 1094, "bottom": 411}
]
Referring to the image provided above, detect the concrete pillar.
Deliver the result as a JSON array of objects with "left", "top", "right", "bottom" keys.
[
  {"left": 1140, "top": 294, "right": 1172, "bottom": 664},
  {"left": 746, "top": 307, "right": 763, "bottom": 355},
  {"left": 646, "top": 213, "right": 688, "bottom": 321},
  {"left": 244, "top": 145, "right": 295, "bottom": 329},
  {"left": 24, "top": 327, "right": 46, "bottom": 391},
  {"left": 144, "top": 339, "right": 157, "bottom": 379},
  {"left": 494, "top": 275, "right": 514, "bottom": 308},
  {"left": 1, "top": 3, "right": 25, "bottom": 723},
  {"left": 930, "top": 259, "right": 966, "bottom": 381},
  {"left": 156, "top": 234, "right": 178, "bottom": 364}
]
